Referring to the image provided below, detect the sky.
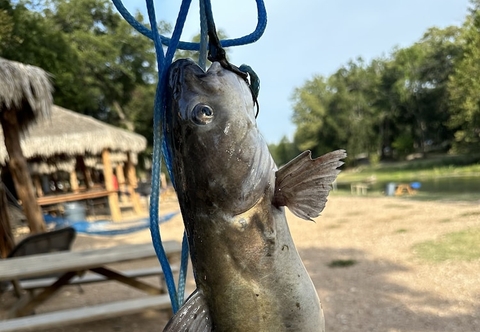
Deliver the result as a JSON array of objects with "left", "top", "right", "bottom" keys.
[{"left": 119, "top": 0, "right": 471, "bottom": 144}]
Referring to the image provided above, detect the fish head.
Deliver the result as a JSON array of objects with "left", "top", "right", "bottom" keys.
[{"left": 164, "top": 59, "right": 274, "bottom": 216}]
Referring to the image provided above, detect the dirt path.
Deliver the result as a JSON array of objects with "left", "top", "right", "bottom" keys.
[{"left": 1, "top": 196, "right": 479, "bottom": 331}]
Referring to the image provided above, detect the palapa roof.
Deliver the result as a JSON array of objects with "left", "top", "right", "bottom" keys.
[
  {"left": 0, "top": 105, "right": 147, "bottom": 165},
  {"left": 0, "top": 57, "right": 53, "bottom": 130}
]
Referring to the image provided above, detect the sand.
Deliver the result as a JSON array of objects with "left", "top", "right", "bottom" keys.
[{"left": 1, "top": 195, "right": 479, "bottom": 332}]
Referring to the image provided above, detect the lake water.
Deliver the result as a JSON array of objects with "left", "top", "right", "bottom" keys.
[{"left": 339, "top": 176, "right": 480, "bottom": 195}]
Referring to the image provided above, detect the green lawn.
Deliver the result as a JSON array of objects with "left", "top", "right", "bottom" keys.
[
  {"left": 335, "top": 154, "right": 480, "bottom": 202},
  {"left": 413, "top": 228, "right": 480, "bottom": 262},
  {"left": 338, "top": 154, "right": 480, "bottom": 183},
  {"left": 331, "top": 189, "right": 480, "bottom": 203}
]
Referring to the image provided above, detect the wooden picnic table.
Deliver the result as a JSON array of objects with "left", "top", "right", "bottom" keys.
[{"left": 0, "top": 241, "right": 182, "bottom": 332}]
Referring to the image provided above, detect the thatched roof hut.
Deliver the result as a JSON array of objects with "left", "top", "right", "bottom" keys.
[
  {"left": 0, "top": 105, "right": 148, "bottom": 222},
  {"left": 0, "top": 58, "right": 147, "bottom": 233},
  {"left": 0, "top": 105, "right": 146, "bottom": 166}
]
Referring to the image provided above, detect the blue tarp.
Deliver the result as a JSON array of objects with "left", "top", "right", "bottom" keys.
[{"left": 44, "top": 212, "right": 179, "bottom": 236}]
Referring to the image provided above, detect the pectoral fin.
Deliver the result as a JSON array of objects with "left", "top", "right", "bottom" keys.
[
  {"left": 163, "top": 289, "right": 212, "bottom": 332},
  {"left": 273, "top": 149, "right": 346, "bottom": 221}
]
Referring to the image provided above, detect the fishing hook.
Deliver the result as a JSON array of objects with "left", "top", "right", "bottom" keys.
[{"left": 204, "top": 1, "right": 260, "bottom": 117}]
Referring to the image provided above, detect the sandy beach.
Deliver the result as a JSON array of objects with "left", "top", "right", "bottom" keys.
[{"left": 1, "top": 195, "right": 479, "bottom": 331}]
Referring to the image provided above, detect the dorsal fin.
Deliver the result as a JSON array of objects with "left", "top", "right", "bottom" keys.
[
  {"left": 273, "top": 149, "right": 346, "bottom": 221},
  {"left": 163, "top": 289, "right": 212, "bottom": 332}
]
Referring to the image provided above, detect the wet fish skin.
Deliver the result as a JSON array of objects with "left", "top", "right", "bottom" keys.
[{"left": 163, "top": 58, "right": 345, "bottom": 331}]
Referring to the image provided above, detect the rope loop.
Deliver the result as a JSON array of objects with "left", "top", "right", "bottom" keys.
[{"left": 112, "top": 0, "right": 267, "bottom": 50}]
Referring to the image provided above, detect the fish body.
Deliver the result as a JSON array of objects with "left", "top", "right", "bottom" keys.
[{"left": 163, "top": 59, "right": 345, "bottom": 331}]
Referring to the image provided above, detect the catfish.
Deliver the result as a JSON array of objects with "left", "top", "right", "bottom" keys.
[{"left": 163, "top": 59, "right": 346, "bottom": 331}]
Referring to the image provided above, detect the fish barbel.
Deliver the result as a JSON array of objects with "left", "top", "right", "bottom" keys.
[{"left": 163, "top": 59, "right": 346, "bottom": 331}]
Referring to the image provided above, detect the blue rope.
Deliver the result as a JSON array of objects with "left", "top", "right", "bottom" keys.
[
  {"left": 145, "top": 0, "right": 192, "bottom": 313},
  {"left": 113, "top": 0, "right": 267, "bottom": 50},
  {"left": 198, "top": 0, "right": 208, "bottom": 70},
  {"left": 111, "top": 0, "right": 267, "bottom": 314}
]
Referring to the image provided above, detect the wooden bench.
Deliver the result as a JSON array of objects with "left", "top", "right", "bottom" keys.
[
  {"left": 5, "top": 266, "right": 178, "bottom": 293},
  {"left": 351, "top": 183, "right": 369, "bottom": 195},
  {"left": 37, "top": 190, "right": 114, "bottom": 206},
  {"left": 0, "top": 294, "right": 172, "bottom": 332},
  {"left": 0, "top": 242, "right": 182, "bottom": 331}
]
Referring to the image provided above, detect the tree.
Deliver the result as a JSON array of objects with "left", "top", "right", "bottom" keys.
[
  {"left": 448, "top": 0, "right": 480, "bottom": 153},
  {"left": 0, "top": 58, "right": 52, "bottom": 234},
  {"left": 383, "top": 27, "right": 461, "bottom": 157},
  {"left": 269, "top": 136, "right": 300, "bottom": 167},
  {"left": 0, "top": 0, "right": 161, "bottom": 139},
  {"left": 292, "top": 58, "right": 384, "bottom": 164},
  {"left": 0, "top": 0, "right": 78, "bottom": 102},
  {"left": 291, "top": 75, "right": 331, "bottom": 155}
]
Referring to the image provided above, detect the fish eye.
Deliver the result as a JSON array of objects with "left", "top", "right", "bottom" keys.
[{"left": 191, "top": 103, "right": 214, "bottom": 125}]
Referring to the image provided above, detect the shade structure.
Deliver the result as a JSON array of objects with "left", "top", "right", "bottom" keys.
[{"left": 0, "top": 105, "right": 146, "bottom": 165}]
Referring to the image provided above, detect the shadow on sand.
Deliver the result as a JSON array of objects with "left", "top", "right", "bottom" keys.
[{"left": 300, "top": 246, "right": 479, "bottom": 332}]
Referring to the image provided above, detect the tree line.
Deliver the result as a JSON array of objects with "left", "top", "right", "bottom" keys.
[
  {"left": 270, "top": 0, "right": 480, "bottom": 166},
  {"left": 1, "top": 0, "right": 479, "bottom": 168}
]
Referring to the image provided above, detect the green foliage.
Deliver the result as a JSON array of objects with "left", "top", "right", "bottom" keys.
[
  {"left": 447, "top": 1, "right": 480, "bottom": 153},
  {"left": 0, "top": 7, "right": 15, "bottom": 49},
  {"left": 384, "top": 26, "right": 461, "bottom": 155},
  {"left": 327, "top": 259, "right": 357, "bottom": 268},
  {"left": 292, "top": 58, "right": 385, "bottom": 165},
  {"left": 0, "top": 0, "right": 162, "bottom": 149},
  {"left": 268, "top": 136, "right": 300, "bottom": 166},
  {"left": 290, "top": 12, "right": 475, "bottom": 161},
  {"left": 368, "top": 153, "right": 380, "bottom": 167},
  {"left": 2, "top": 0, "right": 480, "bottom": 165},
  {"left": 391, "top": 133, "right": 415, "bottom": 157},
  {"left": 413, "top": 228, "right": 480, "bottom": 262},
  {"left": 337, "top": 153, "right": 480, "bottom": 184}
]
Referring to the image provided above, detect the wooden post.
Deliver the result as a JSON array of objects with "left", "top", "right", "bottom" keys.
[
  {"left": 0, "top": 181, "right": 15, "bottom": 258},
  {"left": 0, "top": 111, "right": 46, "bottom": 233},
  {"left": 76, "top": 156, "right": 92, "bottom": 189},
  {"left": 33, "top": 175, "right": 44, "bottom": 197},
  {"left": 115, "top": 164, "right": 126, "bottom": 202},
  {"left": 126, "top": 153, "right": 143, "bottom": 214},
  {"left": 101, "top": 149, "right": 122, "bottom": 221},
  {"left": 70, "top": 170, "right": 79, "bottom": 193}
]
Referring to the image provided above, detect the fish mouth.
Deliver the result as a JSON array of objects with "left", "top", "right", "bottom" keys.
[
  {"left": 168, "top": 59, "right": 227, "bottom": 88},
  {"left": 168, "top": 59, "right": 202, "bottom": 96}
]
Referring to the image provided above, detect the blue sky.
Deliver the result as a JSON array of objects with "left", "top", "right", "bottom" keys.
[{"left": 120, "top": 0, "right": 470, "bottom": 144}]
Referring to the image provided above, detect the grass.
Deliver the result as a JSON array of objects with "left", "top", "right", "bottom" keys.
[
  {"left": 327, "top": 259, "right": 357, "bottom": 268},
  {"left": 439, "top": 218, "right": 452, "bottom": 223},
  {"left": 413, "top": 228, "right": 480, "bottom": 262},
  {"left": 384, "top": 204, "right": 412, "bottom": 209},
  {"left": 332, "top": 189, "right": 480, "bottom": 202},
  {"left": 338, "top": 154, "right": 480, "bottom": 184},
  {"left": 326, "top": 224, "right": 341, "bottom": 229},
  {"left": 403, "top": 192, "right": 480, "bottom": 203},
  {"left": 460, "top": 211, "right": 480, "bottom": 217}
]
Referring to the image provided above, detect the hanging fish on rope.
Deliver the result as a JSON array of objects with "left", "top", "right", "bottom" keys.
[
  {"left": 112, "top": 1, "right": 345, "bottom": 329},
  {"left": 162, "top": 55, "right": 345, "bottom": 330}
]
